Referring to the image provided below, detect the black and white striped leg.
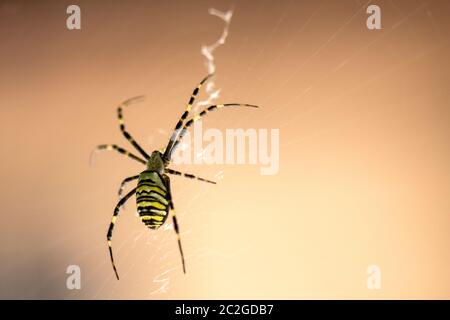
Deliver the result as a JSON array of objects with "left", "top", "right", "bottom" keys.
[
  {"left": 168, "top": 103, "right": 259, "bottom": 158},
  {"left": 117, "top": 96, "right": 150, "bottom": 159},
  {"left": 107, "top": 187, "right": 137, "bottom": 280},
  {"left": 164, "top": 74, "right": 213, "bottom": 161},
  {"left": 118, "top": 175, "right": 140, "bottom": 199},
  {"left": 93, "top": 144, "right": 147, "bottom": 165},
  {"left": 163, "top": 175, "right": 186, "bottom": 274},
  {"left": 172, "top": 214, "right": 186, "bottom": 274},
  {"left": 165, "top": 168, "right": 216, "bottom": 184}
]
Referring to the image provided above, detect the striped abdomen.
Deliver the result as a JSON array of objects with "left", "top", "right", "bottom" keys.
[{"left": 136, "top": 170, "right": 170, "bottom": 229}]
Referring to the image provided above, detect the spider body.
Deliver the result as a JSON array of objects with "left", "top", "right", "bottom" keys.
[
  {"left": 136, "top": 169, "right": 170, "bottom": 229},
  {"left": 95, "top": 74, "right": 258, "bottom": 280}
]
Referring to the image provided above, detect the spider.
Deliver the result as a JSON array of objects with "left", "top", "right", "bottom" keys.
[{"left": 94, "top": 74, "right": 258, "bottom": 279}]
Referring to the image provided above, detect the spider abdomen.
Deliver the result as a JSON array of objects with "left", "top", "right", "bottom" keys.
[{"left": 136, "top": 170, "right": 170, "bottom": 229}]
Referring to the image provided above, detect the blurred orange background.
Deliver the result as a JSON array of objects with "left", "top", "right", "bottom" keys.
[{"left": 0, "top": 0, "right": 449, "bottom": 299}]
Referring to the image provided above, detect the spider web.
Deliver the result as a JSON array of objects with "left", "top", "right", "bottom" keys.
[
  {"left": 91, "top": 0, "right": 446, "bottom": 299},
  {"left": 29, "top": 0, "right": 446, "bottom": 299},
  {"left": 94, "top": 7, "right": 239, "bottom": 298}
]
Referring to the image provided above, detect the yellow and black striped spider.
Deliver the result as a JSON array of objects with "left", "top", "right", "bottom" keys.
[{"left": 94, "top": 74, "right": 258, "bottom": 279}]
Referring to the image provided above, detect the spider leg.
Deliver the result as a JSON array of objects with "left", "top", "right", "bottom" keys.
[
  {"left": 172, "top": 213, "right": 186, "bottom": 274},
  {"left": 117, "top": 96, "right": 150, "bottom": 160},
  {"left": 107, "top": 187, "right": 137, "bottom": 280},
  {"left": 163, "top": 74, "right": 213, "bottom": 162},
  {"left": 92, "top": 144, "right": 146, "bottom": 165},
  {"left": 166, "top": 103, "right": 259, "bottom": 160},
  {"left": 163, "top": 175, "right": 186, "bottom": 274},
  {"left": 165, "top": 168, "right": 216, "bottom": 184},
  {"left": 118, "top": 175, "right": 140, "bottom": 199}
]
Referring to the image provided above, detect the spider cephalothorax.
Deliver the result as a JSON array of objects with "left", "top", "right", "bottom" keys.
[{"left": 147, "top": 150, "right": 165, "bottom": 174}]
